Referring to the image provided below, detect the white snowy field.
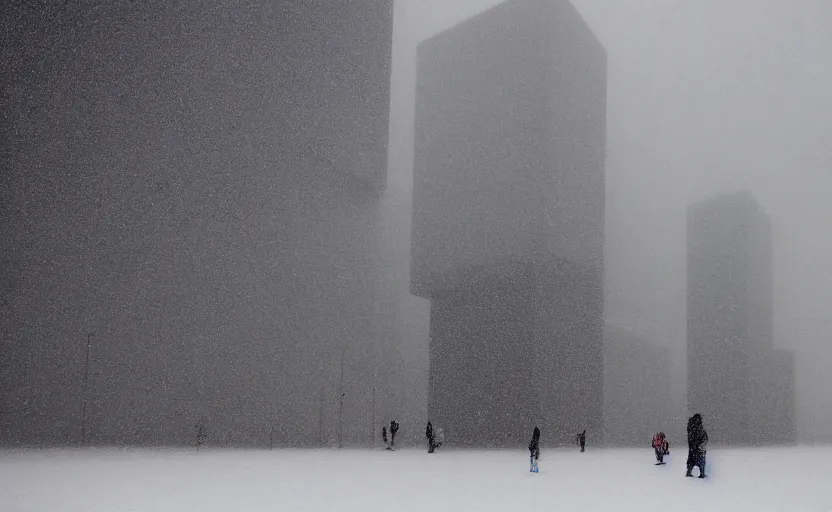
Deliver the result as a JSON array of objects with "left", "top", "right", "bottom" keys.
[{"left": 1, "top": 446, "right": 829, "bottom": 512}]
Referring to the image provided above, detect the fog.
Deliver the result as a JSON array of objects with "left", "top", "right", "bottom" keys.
[
  {"left": 2, "top": 0, "right": 831, "bottom": 450},
  {"left": 398, "top": 0, "right": 832, "bottom": 441}
]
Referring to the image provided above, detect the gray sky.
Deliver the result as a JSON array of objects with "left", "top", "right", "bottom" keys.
[{"left": 394, "top": 0, "right": 832, "bottom": 441}]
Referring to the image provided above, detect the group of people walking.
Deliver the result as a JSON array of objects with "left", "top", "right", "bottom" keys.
[
  {"left": 529, "top": 413, "right": 709, "bottom": 478},
  {"left": 381, "top": 420, "right": 444, "bottom": 453},
  {"left": 528, "top": 427, "right": 589, "bottom": 472},
  {"left": 381, "top": 420, "right": 399, "bottom": 450},
  {"left": 425, "top": 421, "right": 444, "bottom": 453},
  {"left": 382, "top": 412, "right": 709, "bottom": 479},
  {"left": 653, "top": 413, "right": 709, "bottom": 478}
]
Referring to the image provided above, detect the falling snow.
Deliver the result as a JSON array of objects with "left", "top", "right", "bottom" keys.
[{"left": 2, "top": 0, "right": 832, "bottom": 509}]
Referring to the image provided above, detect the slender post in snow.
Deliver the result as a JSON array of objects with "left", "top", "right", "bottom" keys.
[
  {"left": 81, "top": 332, "right": 92, "bottom": 445},
  {"left": 318, "top": 386, "right": 324, "bottom": 447},
  {"left": 338, "top": 344, "right": 346, "bottom": 448},
  {"left": 371, "top": 374, "right": 376, "bottom": 449}
]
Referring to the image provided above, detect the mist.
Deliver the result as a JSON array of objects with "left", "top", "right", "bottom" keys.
[
  {"left": 399, "top": 0, "right": 832, "bottom": 442},
  {"left": 2, "top": 0, "right": 831, "bottom": 454}
]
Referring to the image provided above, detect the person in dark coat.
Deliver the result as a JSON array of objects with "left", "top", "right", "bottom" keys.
[
  {"left": 382, "top": 426, "right": 391, "bottom": 450},
  {"left": 529, "top": 427, "right": 541, "bottom": 472},
  {"left": 426, "top": 421, "right": 436, "bottom": 453},
  {"left": 686, "top": 413, "right": 708, "bottom": 478},
  {"left": 390, "top": 420, "right": 399, "bottom": 449},
  {"left": 577, "top": 430, "right": 586, "bottom": 452}
]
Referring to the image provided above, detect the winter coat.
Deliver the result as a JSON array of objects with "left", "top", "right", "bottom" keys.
[
  {"left": 390, "top": 421, "right": 399, "bottom": 437},
  {"left": 652, "top": 433, "right": 669, "bottom": 453},
  {"left": 529, "top": 427, "right": 540, "bottom": 453},
  {"left": 426, "top": 422, "right": 434, "bottom": 440},
  {"left": 687, "top": 414, "right": 708, "bottom": 453}
]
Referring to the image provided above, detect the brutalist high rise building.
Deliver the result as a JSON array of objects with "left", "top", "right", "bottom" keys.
[
  {"left": 411, "top": 0, "right": 606, "bottom": 447},
  {"left": 687, "top": 191, "right": 795, "bottom": 445},
  {"left": 2, "top": 1, "right": 396, "bottom": 447}
]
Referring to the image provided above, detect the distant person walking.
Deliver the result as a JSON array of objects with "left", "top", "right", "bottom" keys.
[
  {"left": 390, "top": 420, "right": 399, "bottom": 450},
  {"left": 435, "top": 427, "right": 444, "bottom": 449},
  {"left": 426, "top": 421, "right": 436, "bottom": 453},
  {"left": 577, "top": 430, "right": 586, "bottom": 452},
  {"left": 652, "top": 431, "right": 670, "bottom": 465},
  {"left": 529, "top": 427, "right": 541, "bottom": 472},
  {"left": 686, "top": 414, "right": 708, "bottom": 478}
]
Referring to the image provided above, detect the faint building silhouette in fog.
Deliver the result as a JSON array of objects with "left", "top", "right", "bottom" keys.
[
  {"left": 687, "top": 191, "right": 795, "bottom": 445},
  {"left": 1, "top": 1, "right": 406, "bottom": 447},
  {"left": 751, "top": 348, "right": 795, "bottom": 444},
  {"left": 411, "top": 0, "right": 606, "bottom": 447},
  {"left": 603, "top": 323, "right": 674, "bottom": 446}
]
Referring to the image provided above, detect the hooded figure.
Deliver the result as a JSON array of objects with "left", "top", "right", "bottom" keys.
[
  {"left": 577, "top": 430, "right": 586, "bottom": 452},
  {"left": 426, "top": 421, "right": 435, "bottom": 453},
  {"left": 686, "top": 414, "right": 708, "bottom": 478},
  {"left": 390, "top": 420, "right": 399, "bottom": 449},
  {"left": 529, "top": 427, "right": 541, "bottom": 472}
]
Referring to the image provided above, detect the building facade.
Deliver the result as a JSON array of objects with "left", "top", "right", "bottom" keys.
[
  {"left": 603, "top": 324, "right": 675, "bottom": 446},
  {"left": 687, "top": 191, "right": 795, "bottom": 445},
  {"left": 1, "top": 1, "right": 403, "bottom": 447},
  {"left": 412, "top": 0, "right": 607, "bottom": 447}
]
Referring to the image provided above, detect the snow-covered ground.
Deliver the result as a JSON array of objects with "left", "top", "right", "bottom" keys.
[{"left": 1, "top": 446, "right": 829, "bottom": 511}]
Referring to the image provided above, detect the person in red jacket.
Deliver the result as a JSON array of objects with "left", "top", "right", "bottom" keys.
[{"left": 652, "top": 432, "right": 670, "bottom": 465}]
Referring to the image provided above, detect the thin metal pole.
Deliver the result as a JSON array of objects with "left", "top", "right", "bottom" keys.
[
  {"left": 81, "top": 333, "right": 92, "bottom": 445},
  {"left": 371, "top": 375, "right": 376, "bottom": 449},
  {"left": 338, "top": 344, "right": 346, "bottom": 449},
  {"left": 318, "top": 386, "right": 324, "bottom": 447}
]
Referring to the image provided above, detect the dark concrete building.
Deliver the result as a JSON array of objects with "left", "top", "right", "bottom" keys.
[
  {"left": 603, "top": 324, "right": 674, "bottom": 446},
  {"left": 1, "top": 1, "right": 399, "bottom": 447},
  {"left": 412, "top": 0, "right": 606, "bottom": 447},
  {"left": 687, "top": 191, "right": 795, "bottom": 445}
]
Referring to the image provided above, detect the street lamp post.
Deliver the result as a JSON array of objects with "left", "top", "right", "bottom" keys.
[
  {"left": 81, "top": 332, "right": 92, "bottom": 445},
  {"left": 371, "top": 374, "right": 376, "bottom": 449},
  {"left": 318, "top": 386, "right": 324, "bottom": 447},
  {"left": 338, "top": 344, "right": 346, "bottom": 449}
]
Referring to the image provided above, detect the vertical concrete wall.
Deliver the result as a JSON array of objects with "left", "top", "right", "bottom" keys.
[
  {"left": 1, "top": 1, "right": 398, "bottom": 447},
  {"left": 412, "top": 0, "right": 606, "bottom": 447}
]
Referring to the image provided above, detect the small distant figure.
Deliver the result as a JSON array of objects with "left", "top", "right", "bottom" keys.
[
  {"left": 686, "top": 413, "right": 708, "bottom": 478},
  {"left": 390, "top": 420, "right": 399, "bottom": 450},
  {"left": 576, "top": 430, "right": 586, "bottom": 452},
  {"left": 529, "top": 427, "right": 541, "bottom": 473},
  {"left": 652, "top": 431, "right": 670, "bottom": 465},
  {"left": 195, "top": 424, "right": 206, "bottom": 451},
  {"left": 382, "top": 426, "right": 391, "bottom": 450},
  {"left": 426, "top": 421, "right": 436, "bottom": 453},
  {"left": 426, "top": 421, "right": 442, "bottom": 453}
]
